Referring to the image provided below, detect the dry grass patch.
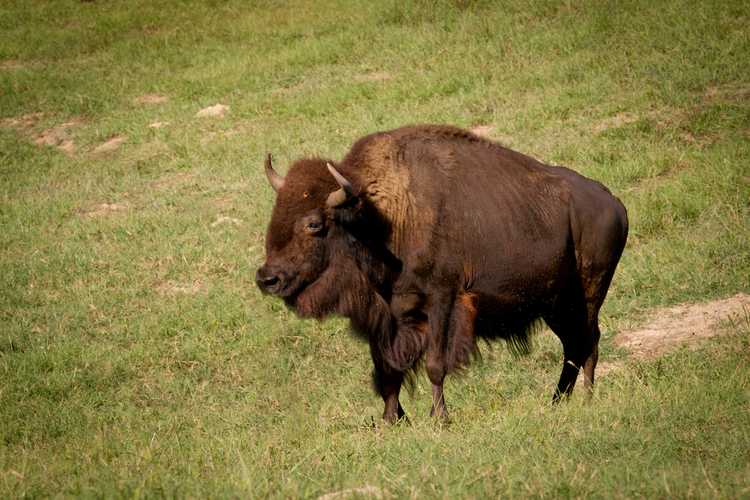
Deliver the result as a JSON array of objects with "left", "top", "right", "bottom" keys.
[
  {"left": 79, "top": 202, "right": 130, "bottom": 217},
  {"left": 0, "top": 59, "right": 24, "bottom": 70},
  {"left": 622, "top": 161, "right": 693, "bottom": 194},
  {"left": 592, "top": 112, "right": 639, "bottom": 133},
  {"left": 318, "top": 485, "right": 386, "bottom": 500},
  {"left": 150, "top": 171, "right": 195, "bottom": 191},
  {"left": 127, "top": 140, "right": 173, "bottom": 167},
  {"left": 0, "top": 59, "right": 42, "bottom": 70},
  {"left": 210, "top": 215, "right": 243, "bottom": 228},
  {"left": 155, "top": 280, "right": 206, "bottom": 296},
  {"left": 134, "top": 93, "right": 169, "bottom": 105},
  {"left": 92, "top": 135, "right": 127, "bottom": 155},
  {"left": 354, "top": 71, "right": 393, "bottom": 83},
  {"left": 703, "top": 83, "right": 750, "bottom": 104}
]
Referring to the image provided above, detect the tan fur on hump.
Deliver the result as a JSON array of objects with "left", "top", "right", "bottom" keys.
[{"left": 355, "top": 133, "right": 419, "bottom": 255}]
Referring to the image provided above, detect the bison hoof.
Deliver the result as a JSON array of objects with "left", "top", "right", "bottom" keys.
[
  {"left": 429, "top": 408, "right": 450, "bottom": 425},
  {"left": 383, "top": 411, "right": 409, "bottom": 425}
]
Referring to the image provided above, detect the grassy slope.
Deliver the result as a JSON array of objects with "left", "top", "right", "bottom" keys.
[{"left": 1, "top": 0, "right": 749, "bottom": 497}]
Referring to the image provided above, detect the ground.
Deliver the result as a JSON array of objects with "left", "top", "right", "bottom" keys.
[
  {"left": 600, "top": 293, "right": 749, "bottom": 374},
  {"left": 1, "top": 0, "right": 748, "bottom": 497}
]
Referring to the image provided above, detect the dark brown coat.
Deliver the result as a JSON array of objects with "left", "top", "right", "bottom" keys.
[{"left": 257, "top": 125, "right": 628, "bottom": 422}]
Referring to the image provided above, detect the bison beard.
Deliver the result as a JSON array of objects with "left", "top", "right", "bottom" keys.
[{"left": 257, "top": 124, "right": 628, "bottom": 423}]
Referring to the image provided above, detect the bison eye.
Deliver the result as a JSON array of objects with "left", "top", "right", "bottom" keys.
[{"left": 305, "top": 220, "right": 324, "bottom": 234}]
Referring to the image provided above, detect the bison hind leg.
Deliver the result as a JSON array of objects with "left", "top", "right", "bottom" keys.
[{"left": 544, "top": 300, "right": 600, "bottom": 403}]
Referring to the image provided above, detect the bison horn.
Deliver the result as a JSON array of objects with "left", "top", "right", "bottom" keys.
[
  {"left": 264, "top": 153, "right": 285, "bottom": 192},
  {"left": 326, "top": 163, "right": 355, "bottom": 207}
]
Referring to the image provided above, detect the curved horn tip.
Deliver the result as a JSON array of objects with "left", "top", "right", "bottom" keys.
[
  {"left": 326, "top": 163, "right": 354, "bottom": 194},
  {"left": 264, "top": 153, "right": 285, "bottom": 192}
]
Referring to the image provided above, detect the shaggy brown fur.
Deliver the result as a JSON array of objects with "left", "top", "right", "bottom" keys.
[{"left": 257, "top": 125, "right": 628, "bottom": 423}]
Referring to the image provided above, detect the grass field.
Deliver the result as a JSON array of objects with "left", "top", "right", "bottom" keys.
[{"left": 1, "top": 0, "right": 749, "bottom": 497}]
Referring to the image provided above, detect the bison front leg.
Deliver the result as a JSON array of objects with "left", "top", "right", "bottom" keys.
[
  {"left": 369, "top": 337, "right": 406, "bottom": 424},
  {"left": 427, "top": 368, "right": 447, "bottom": 420},
  {"left": 372, "top": 365, "right": 406, "bottom": 424}
]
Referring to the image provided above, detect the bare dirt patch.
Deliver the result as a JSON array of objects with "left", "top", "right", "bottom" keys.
[
  {"left": 92, "top": 135, "right": 127, "bottom": 155},
  {"left": 1, "top": 112, "right": 45, "bottom": 130},
  {"left": 2, "top": 113, "right": 83, "bottom": 156},
  {"left": 615, "top": 293, "right": 748, "bottom": 358},
  {"left": 134, "top": 93, "right": 169, "bottom": 105},
  {"left": 34, "top": 118, "right": 84, "bottom": 156},
  {"left": 600, "top": 293, "right": 749, "bottom": 374}
]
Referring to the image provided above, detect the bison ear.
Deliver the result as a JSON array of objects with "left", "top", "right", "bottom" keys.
[
  {"left": 264, "top": 153, "right": 285, "bottom": 192},
  {"left": 326, "top": 163, "right": 357, "bottom": 208}
]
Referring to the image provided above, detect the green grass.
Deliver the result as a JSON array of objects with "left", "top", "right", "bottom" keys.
[{"left": 1, "top": 0, "right": 749, "bottom": 497}]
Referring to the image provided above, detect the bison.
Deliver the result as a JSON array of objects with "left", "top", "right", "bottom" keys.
[{"left": 256, "top": 125, "right": 628, "bottom": 423}]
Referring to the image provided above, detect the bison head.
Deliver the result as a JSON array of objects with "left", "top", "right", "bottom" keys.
[{"left": 256, "top": 154, "right": 381, "bottom": 318}]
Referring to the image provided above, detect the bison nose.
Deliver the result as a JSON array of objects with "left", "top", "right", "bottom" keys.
[{"left": 256, "top": 265, "right": 281, "bottom": 293}]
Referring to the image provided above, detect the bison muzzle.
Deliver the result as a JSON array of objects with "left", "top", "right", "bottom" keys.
[{"left": 257, "top": 125, "right": 628, "bottom": 423}]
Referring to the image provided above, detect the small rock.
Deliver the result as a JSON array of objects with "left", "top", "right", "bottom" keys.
[
  {"left": 148, "top": 121, "right": 169, "bottom": 129},
  {"left": 195, "top": 104, "right": 229, "bottom": 118}
]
